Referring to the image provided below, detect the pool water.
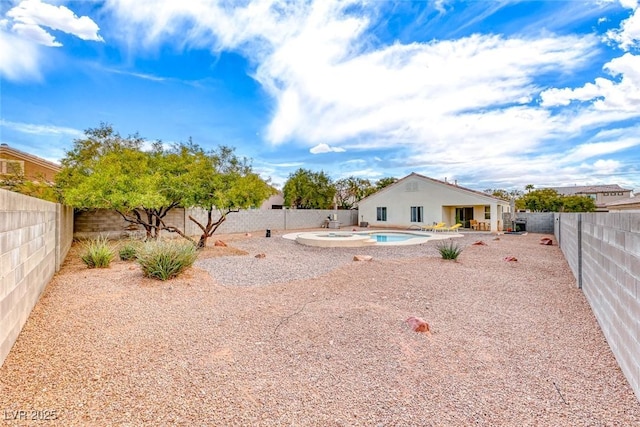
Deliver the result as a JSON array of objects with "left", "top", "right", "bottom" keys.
[{"left": 366, "top": 233, "right": 414, "bottom": 242}]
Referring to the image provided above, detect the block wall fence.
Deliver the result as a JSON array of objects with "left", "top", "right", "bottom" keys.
[
  {"left": 0, "top": 189, "right": 73, "bottom": 367},
  {"left": 74, "top": 208, "right": 359, "bottom": 239},
  {"left": 555, "top": 213, "right": 640, "bottom": 401}
]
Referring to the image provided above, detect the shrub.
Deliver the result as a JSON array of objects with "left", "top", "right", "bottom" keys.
[
  {"left": 119, "top": 241, "right": 140, "bottom": 261},
  {"left": 80, "top": 236, "right": 115, "bottom": 268},
  {"left": 136, "top": 240, "right": 198, "bottom": 281},
  {"left": 436, "top": 240, "right": 463, "bottom": 260}
]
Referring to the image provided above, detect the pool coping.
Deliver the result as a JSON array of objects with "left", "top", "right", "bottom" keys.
[{"left": 283, "top": 229, "right": 464, "bottom": 247}]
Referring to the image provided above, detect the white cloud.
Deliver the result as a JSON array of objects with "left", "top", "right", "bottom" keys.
[
  {"left": 309, "top": 143, "right": 346, "bottom": 154},
  {"left": 0, "top": 119, "right": 83, "bottom": 136},
  {"left": 606, "top": 3, "right": 640, "bottom": 49},
  {"left": 0, "top": 28, "right": 41, "bottom": 80},
  {"left": 540, "top": 53, "right": 640, "bottom": 127},
  {"left": 96, "top": 0, "right": 640, "bottom": 188},
  {"left": 1, "top": 0, "right": 103, "bottom": 81},
  {"left": 6, "top": 0, "right": 103, "bottom": 46}
]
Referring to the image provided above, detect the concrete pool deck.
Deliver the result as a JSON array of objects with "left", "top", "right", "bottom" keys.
[{"left": 283, "top": 229, "right": 464, "bottom": 247}]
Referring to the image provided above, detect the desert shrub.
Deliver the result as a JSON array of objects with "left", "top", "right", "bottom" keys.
[
  {"left": 81, "top": 236, "right": 115, "bottom": 268},
  {"left": 136, "top": 240, "right": 198, "bottom": 281},
  {"left": 436, "top": 240, "right": 463, "bottom": 260},
  {"left": 119, "top": 241, "right": 141, "bottom": 261}
]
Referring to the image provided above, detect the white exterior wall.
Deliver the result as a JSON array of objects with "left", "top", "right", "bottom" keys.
[{"left": 359, "top": 174, "right": 507, "bottom": 230}]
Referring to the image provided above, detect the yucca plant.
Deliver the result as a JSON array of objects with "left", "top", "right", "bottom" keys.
[
  {"left": 136, "top": 240, "right": 198, "bottom": 281},
  {"left": 436, "top": 240, "right": 463, "bottom": 260},
  {"left": 80, "top": 236, "right": 115, "bottom": 268}
]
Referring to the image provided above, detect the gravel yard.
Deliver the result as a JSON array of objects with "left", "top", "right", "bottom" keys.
[{"left": 1, "top": 229, "right": 639, "bottom": 426}]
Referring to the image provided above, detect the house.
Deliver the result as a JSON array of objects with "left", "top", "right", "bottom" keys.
[
  {"left": 549, "top": 184, "right": 633, "bottom": 212},
  {"left": 260, "top": 192, "right": 285, "bottom": 209},
  {"left": 0, "top": 143, "right": 61, "bottom": 183},
  {"left": 605, "top": 197, "right": 640, "bottom": 212},
  {"left": 357, "top": 173, "right": 510, "bottom": 231}
]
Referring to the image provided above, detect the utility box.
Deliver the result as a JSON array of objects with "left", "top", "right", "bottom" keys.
[{"left": 328, "top": 220, "right": 340, "bottom": 229}]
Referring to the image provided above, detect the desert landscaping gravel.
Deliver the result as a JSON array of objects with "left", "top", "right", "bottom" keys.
[{"left": 1, "top": 229, "right": 640, "bottom": 426}]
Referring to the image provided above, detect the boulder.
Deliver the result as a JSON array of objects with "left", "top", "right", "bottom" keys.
[
  {"left": 214, "top": 240, "right": 227, "bottom": 247},
  {"left": 540, "top": 238, "right": 553, "bottom": 245},
  {"left": 472, "top": 241, "right": 487, "bottom": 246},
  {"left": 405, "top": 316, "right": 430, "bottom": 333},
  {"left": 504, "top": 256, "right": 518, "bottom": 262},
  {"left": 353, "top": 255, "right": 373, "bottom": 261},
  {"left": 255, "top": 253, "right": 266, "bottom": 259}
]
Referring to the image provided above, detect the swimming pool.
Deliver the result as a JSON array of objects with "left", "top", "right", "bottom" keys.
[
  {"left": 363, "top": 232, "right": 415, "bottom": 243},
  {"left": 284, "top": 230, "right": 462, "bottom": 247}
]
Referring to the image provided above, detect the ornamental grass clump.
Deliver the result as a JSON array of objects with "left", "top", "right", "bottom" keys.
[
  {"left": 80, "top": 236, "right": 115, "bottom": 268},
  {"left": 118, "top": 241, "right": 141, "bottom": 261},
  {"left": 136, "top": 240, "right": 198, "bottom": 281},
  {"left": 436, "top": 240, "right": 463, "bottom": 260}
]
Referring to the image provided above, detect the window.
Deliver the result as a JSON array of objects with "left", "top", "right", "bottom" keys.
[
  {"left": 376, "top": 207, "right": 387, "bottom": 221},
  {"left": 603, "top": 192, "right": 609, "bottom": 196},
  {"left": 410, "top": 206, "right": 423, "bottom": 222},
  {"left": 0, "top": 159, "right": 24, "bottom": 175},
  {"left": 484, "top": 206, "right": 491, "bottom": 220}
]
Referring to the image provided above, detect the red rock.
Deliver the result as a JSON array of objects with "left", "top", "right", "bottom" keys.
[
  {"left": 540, "top": 238, "right": 553, "bottom": 245},
  {"left": 214, "top": 240, "right": 227, "bottom": 247},
  {"left": 255, "top": 253, "right": 266, "bottom": 258},
  {"left": 472, "top": 241, "right": 487, "bottom": 246},
  {"left": 504, "top": 256, "right": 518, "bottom": 262},
  {"left": 405, "top": 316, "right": 430, "bottom": 333}
]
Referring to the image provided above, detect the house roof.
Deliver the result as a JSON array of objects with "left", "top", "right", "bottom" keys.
[
  {"left": 0, "top": 143, "right": 61, "bottom": 173},
  {"left": 550, "top": 184, "right": 632, "bottom": 195},
  {"left": 360, "top": 172, "right": 509, "bottom": 205},
  {"left": 605, "top": 197, "right": 640, "bottom": 207}
]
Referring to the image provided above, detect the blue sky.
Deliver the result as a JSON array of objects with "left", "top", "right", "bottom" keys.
[{"left": 1, "top": 0, "right": 640, "bottom": 192}]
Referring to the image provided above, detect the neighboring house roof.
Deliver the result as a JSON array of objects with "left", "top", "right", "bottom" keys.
[
  {"left": 0, "top": 143, "right": 61, "bottom": 181},
  {"left": 359, "top": 172, "right": 509, "bottom": 205},
  {"left": 550, "top": 184, "right": 632, "bottom": 195},
  {"left": 605, "top": 197, "right": 640, "bottom": 208}
]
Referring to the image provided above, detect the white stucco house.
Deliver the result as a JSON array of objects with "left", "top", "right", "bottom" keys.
[{"left": 358, "top": 173, "right": 510, "bottom": 232}]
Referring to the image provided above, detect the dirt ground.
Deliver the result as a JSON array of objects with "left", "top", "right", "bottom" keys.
[{"left": 1, "top": 231, "right": 639, "bottom": 426}]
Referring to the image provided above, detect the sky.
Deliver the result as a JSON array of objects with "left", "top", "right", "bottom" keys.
[{"left": 1, "top": 0, "right": 640, "bottom": 192}]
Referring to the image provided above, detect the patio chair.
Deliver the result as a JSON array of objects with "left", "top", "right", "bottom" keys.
[
  {"left": 443, "top": 223, "right": 463, "bottom": 233},
  {"left": 470, "top": 219, "right": 479, "bottom": 230},
  {"left": 422, "top": 222, "right": 445, "bottom": 232}
]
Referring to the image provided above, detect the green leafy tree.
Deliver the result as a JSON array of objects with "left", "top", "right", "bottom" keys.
[
  {"left": 516, "top": 188, "right": 563, "bottom": 212},
  {"left": 483, "top": 188, "right": 523, "bottom": 201},
  {"left": 334, "top": 176, "right": 373, "bottom": 209},
  {"left": 1, "top": 170, "right": 59, "bottom": 202},
  {"left": 375, "top": 177, "right": 397, "bottom": 190},
  {"left": 180, "top": 144, "right": 276, "bottom": 248},
  {"left": 560, "top": 195, "right": 596, "bottom": 212},
  {"left": 283, "top": 168, "right": 336, "bottom": 209},
  {"left": 58, "top": 126, "right": 179, "bottom": 240},
  {"left": 525, "top": 184, "right": 535, "bottom": 193}
]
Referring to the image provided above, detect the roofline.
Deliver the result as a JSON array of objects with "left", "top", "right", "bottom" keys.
[
  {"left": 0, "top": 144, "right": 61, "bottom": 172},
  {"left": 359, "top": 172, "right": 509, "bottom": 205}
]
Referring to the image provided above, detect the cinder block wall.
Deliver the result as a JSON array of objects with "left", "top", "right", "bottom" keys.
[
  {"left": 75, "top": 208, "right": 358, "bottom": 238},
  {"left": 502, "top": 212, "right": 555, "bottom": 233},
  {"left": 0, "top": 190, "right": 73, "bottom": 367},
  {"left": 555, "top": 212, "right": 640, "bottom": 400}
]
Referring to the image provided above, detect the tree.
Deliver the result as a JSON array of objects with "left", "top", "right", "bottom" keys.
[
  {"left": 180, "top": 144, "right": 276, "bottom": 248},
  {"left": 375, "top": 177, "right": 397, "bottom": 190},
  {"left": 58, "top": 124, "right": 275, "bottom": 246},
  {"left": 283, "top": 168, "right": 336, "bottom": 209},
  {"left": 57, "top": 125, "right": 180, "bottom": 240},
  {"left": 559, "top": 195, "right": 596, "bottom": 212},
  {"left": 334, "top": 176, "right": 373, "bottom": 209},
  {"left": 1, "top": 169, "right": 59, "bottom": 202},
  {"left": 525, "top": 184, "right": 535, "bottom": 193},
  {"left": 516, "top": 189, "right": 563, "bottom": 212},
  {"left": 483, "top": 188, "right": 522, "bottom": 201}
]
